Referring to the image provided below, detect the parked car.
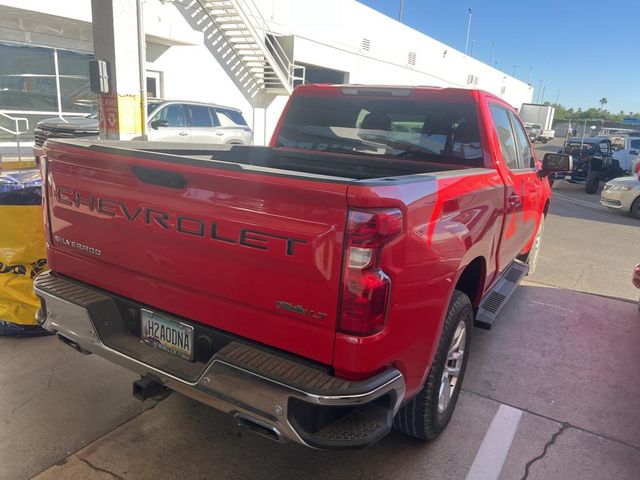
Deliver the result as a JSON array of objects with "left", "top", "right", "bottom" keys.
[
  {"left": 146, "top": 100, "right": 252, "bottom": 145},
  {"left": 524, "top": 123, "right": 539, "bottom": 142},
  {"left": 32, "top": 100, "right": 252, "bottom": 160},
  {"left": 35, "top": 84, "right": 568, "bottom": 449},
  {"left": 33, "top": 113, "right": 100, "bottom": 160},
  {"left": 601, "top": 175, "right": 640, "bottom": 219},
  {"left": 523, "top": 122, "right": 554, "bottom": 143},
  {"left": 554, "top": 137, "right": 625, "bottom": 193}
]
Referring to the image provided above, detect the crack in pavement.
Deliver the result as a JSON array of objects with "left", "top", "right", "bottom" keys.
[
  {"left": 78, "top": 457, "right": 124, "bottom": 480},
  {"left": 30, "top": 398, "right": 162, "bottom": 479},
  {"left": 463, "top": 389, "right": 640, "bottom": 451},
  {"left": 521, "top": 423, "right": 569, "bottom": 480}
]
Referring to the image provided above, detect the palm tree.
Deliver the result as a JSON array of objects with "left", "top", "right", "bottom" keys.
[{"left": 599, "top": 97, "right": 608, "bottom": 110}]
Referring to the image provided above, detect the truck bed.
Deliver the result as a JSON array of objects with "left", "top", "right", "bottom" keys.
[{"left": 74, "top": 140, "right": 474, "bottom": 182}]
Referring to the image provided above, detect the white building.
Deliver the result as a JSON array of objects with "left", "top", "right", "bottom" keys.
[{"left": 0, "top": 0, "right": 533, "bottom": 150}]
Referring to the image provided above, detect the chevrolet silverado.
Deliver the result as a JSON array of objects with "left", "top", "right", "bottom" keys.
[{"left": 34, "top": 85, "right": 570, "bottom": 449}]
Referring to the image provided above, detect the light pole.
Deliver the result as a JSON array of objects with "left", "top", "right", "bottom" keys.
[
  {"left": 536, "top": 80, "right": 544, "bottom": 103},
  {"left": 555, "top": 90, "right": 560, "bottom": 105},
  {"left": 511, "top": 65, "right": 519, "bottom": 77},
  {"left": 527, "top": 66, "right": 533, "bottom": 85},
  {"left": 489, "top": 40, "right": 495, "bottom": 65},
  {"left": 399, "top": 0, "right": 404, "bottom": 21},
  {"left": 465, "top": 8, "right": 472, "bottom": 55},
  {"left": 540, "top": 85, "right": 546, "bottom": 104},
  {"left": 470, "top": 40, "right": 476, "bottom": 57}
]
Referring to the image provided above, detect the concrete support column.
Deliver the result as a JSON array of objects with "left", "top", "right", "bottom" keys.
[{"left": 91, "top": 0, "right": 143, "bottom": 140}]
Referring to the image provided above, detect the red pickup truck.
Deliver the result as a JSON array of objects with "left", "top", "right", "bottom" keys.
[{"left": 34, "top": 85, "right": 570, "bottom": 449}]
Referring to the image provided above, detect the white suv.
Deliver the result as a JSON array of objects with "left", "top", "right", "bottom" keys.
[{"left": 147, "top": 100, "right": 253, "bottom": 145}]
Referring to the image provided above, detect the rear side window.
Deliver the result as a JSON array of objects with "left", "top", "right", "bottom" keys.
[
  {"left": 215, "top": 108, "right": 247, "bottom": 127},
  {"left": 508, "top": 112, "right": 534, "bottom": 169},
  {"left": 489, "top": 105, "right": 518, "bottom": 170},
  {"left": 630, "top": 139, "right": 640, "bottom": 150},
  {"left": 187, "top": 105, "right": 213, "bottom": 128}
]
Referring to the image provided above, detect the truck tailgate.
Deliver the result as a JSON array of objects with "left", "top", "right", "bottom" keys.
[{"left": 44, "top": 142, "right": 349, "bottom": 365}]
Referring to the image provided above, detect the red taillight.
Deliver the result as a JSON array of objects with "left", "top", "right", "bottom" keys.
[
  {"left": 338, "top": 208, "right": 402, "bottom": 336},
  {"left": 348, "top": 209, "right": 403, "bottom": 246}
]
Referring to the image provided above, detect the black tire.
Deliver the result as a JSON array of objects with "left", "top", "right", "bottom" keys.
[
  {"left": 393, "top": 290, "right": 472, "bottom": 440},
  {"left": 585, "top": 171, "right": 600, "bottom": 194},
  {"left": 541, "top": 138, "right": 548, "bottom": 144},
  {"left": 631, "top": 197, "right": 640, "bottom": 220}
]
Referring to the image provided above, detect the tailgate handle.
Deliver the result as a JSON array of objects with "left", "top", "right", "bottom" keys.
[{"left": 132, "top": 166, "right": 186, "bottom": 189}]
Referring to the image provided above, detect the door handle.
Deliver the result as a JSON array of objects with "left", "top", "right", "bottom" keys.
[
  {"left": 215, "top": 131, "right": 225, "bottom": 136},
  {"left": 508, "top": 192, "right": 521, "bottom": 207},
  {"left": 178, "top": 132, "right": 188, "bottom": 136}
]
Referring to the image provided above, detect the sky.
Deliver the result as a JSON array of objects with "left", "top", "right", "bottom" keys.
[{"left": 358, "top": 0, "right": 640, "bottom": 113}]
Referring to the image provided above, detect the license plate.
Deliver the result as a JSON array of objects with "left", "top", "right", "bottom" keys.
[{"left": 140, "top": 309, "right": 194, "bottom": 361}]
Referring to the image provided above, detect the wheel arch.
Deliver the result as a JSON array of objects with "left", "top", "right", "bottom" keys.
[{"left": 453, "top": 256, "right": 487, "bottom": 310}]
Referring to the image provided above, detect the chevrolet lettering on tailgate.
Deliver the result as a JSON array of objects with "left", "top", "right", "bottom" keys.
[{"left": 55, "top": 186, "right": 307, "bottom": 256}]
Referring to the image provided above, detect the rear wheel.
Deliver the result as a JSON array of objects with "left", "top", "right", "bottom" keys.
[
  {"left": 585, "top": 171, "right": 600, "bottom": 194},
  {"left": 393, "top": 290, "right": 472, "bottom": 440},
  {"left": 631, "top": 197, "right": 640, "bottom": 220}
]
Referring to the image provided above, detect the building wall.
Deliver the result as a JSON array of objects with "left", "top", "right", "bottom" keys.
[
  {"left": 0, "top": 0, "right": 533, "bottom": 148},
  {"left": 254, "top": 0, "right": 533, "bottom": 107}
]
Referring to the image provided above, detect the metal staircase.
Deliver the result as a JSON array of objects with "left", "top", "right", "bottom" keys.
[{"left": 175, "top": 0, "right": 304, "bottom": 99}]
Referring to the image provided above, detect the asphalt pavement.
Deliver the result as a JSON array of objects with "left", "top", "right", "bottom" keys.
[
  {"left": 1, "top": 139, "right": 638, "bottom": 480},
  {"left": 531, "top": 138, "right": 639, "bottom": 302}
]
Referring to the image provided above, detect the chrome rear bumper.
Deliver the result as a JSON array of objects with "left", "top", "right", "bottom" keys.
[{"left": 34, "top": 271, "right": 405, "bottom": 449}]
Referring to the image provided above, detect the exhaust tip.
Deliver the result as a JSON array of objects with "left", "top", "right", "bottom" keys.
[
  {"left": 234, "top": 413, "right": 283, "bottom": 442},
  {"left": 57, "top": 334, "right": 92, "bottom": 355}
]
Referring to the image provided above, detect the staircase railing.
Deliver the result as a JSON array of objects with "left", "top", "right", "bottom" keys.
[
  {"left": 230, "top": 0, "right": 295, "bottom": 90},
  {"left": 183, "top": 0, "right": 304, "bottom": 93},
  {"left": 0, "top": 112, "right": 29, "bottom": 162}
]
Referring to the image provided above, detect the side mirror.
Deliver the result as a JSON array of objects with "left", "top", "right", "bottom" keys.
[
  {"left": 150, "top": 119, "right": 169, "bottom": 130},
  {"left": 539, "top": 153, "right": 572, "bottom": 178}
]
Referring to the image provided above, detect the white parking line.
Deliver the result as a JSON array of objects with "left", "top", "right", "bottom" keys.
[{"left": 465, "top": 404, "right": 523, "bottom": 480}]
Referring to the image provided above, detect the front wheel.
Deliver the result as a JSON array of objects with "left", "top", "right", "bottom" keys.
[
  {"left": 393, "top": 290, "right": 472, "bottom": 440},
  {"left": 525, "top": 216, "right": 544, "bottom": 275},
  {"left": 631, "top": 197, "right": 640, "bottom": 220},
  {"left": 585, "top": 171, "right": 600, "bottom": 194},
  {"left": 541, "top": 138, "right": 548, "bottom": 144}
]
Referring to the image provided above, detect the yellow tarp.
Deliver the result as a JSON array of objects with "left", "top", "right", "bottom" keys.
[{"left": 0, "top": 205, "right": 47, "bottom": 325}]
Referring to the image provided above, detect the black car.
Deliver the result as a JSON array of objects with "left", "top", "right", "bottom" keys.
[
  {"left": 33, "top": 113, "right": 99, "bottom": 159},
  {"left": 555, "top": 137, "right": 625, "bottom": 194}
]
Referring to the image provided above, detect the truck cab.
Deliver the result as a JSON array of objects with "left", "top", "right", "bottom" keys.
[{"left": 612, "top": 136, "right": 640, "bottom": 175}]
